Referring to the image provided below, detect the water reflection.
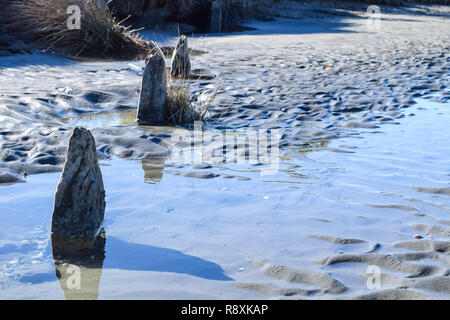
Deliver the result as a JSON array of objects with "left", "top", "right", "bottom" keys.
[
  {"left": 51, "top": 229, "right": 106, "bottom": 300},
  {"left": 61, "top": 109, "right": 136, "bottom": 127}
]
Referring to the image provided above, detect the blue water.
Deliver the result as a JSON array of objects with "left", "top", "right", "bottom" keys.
[{"left": 0, "top": 99, "right": 448, "bottom": 299}]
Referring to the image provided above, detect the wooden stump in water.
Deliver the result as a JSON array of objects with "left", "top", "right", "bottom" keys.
[
  {"left": 210, "top": 0, "right": 223, "bottom": 33},
  {"left": 171, "top": 35, "right": 191, "bottom": 79},
  {"left": 137, "top": 53, "right": 167, "bottom": 125},
  {"left": 51, "top": 127, "right": 105, "bottom": 250}
]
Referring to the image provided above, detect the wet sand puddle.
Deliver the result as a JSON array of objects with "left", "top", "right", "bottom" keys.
[{"left": 0, "top": 98, "right": 448, "bottom": 299}]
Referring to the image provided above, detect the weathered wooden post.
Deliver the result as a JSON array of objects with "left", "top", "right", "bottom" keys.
[
  {"left": 137, "top": 52, "right": 167, "bottom": 125},
  {"left": 171, "top": 35, "right": 191, "bottom": 79},
  {"left": 51, "top": 127, "right": 105, "bottom": 252}
]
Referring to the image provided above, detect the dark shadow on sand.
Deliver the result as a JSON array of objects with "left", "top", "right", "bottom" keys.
[
  {"left": 0, "top": 52, "right": 77, "bottom": 69},
  {"left": 18, "top": 233, "right": 231, "bottom": 288},
  {"left": 197, "top": 16, "right": 359, "bottom": 38},
  {"left": 103, "top": 237, "right": 232, "bottom": 281}
]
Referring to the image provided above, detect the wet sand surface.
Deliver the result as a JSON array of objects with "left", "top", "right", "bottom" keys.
[
  {"left": 0, "top": 2, "right": 449, "bottom": 299},
  {"left": 0, "top": 99, "right": 449, "bottom": 299}
]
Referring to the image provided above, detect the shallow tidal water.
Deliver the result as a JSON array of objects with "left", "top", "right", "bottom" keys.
[
  {"left": 1, "top": 5, "right": 449, "bottom": 299},
  {"left": 0, "top": 98, "right": 448, "bottom": 299}
]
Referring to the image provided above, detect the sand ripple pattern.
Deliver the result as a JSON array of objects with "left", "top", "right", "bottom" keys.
[
  {"left": 0, "top": 6, "right": 449, "bottom": 180},
  {"left": 235, "top": 220, "right": 450, "bottom": 299}
]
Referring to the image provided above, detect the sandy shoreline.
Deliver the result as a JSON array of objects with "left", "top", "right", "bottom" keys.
[
  {"left": 0, "top": 2, "right": 449, "bottom": 182},
  {"left": 0, "top": 1, "right": 449, "bottom": 299}
]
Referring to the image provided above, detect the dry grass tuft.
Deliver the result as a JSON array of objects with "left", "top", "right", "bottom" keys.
[
  {"left": 2, "top": 0, "right": 151, "bottom": 59},
  {"left": 165, "top": 80, "right": 205, "bottom": 125},
  {"left": 165, "top": 76, "right": 222, "bottom": 126}
]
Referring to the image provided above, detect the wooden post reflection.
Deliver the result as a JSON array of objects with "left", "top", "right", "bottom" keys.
[{"left": 51, "top": 229, "right": 106, "bottom": 300}]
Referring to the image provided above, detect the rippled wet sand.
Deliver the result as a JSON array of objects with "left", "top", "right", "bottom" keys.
[
  {"left": 1, "top": 5, "right": 449, "bottom": 181},
  {"left": 0, "top": 99, "right": 448, "bottom": 299}
]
